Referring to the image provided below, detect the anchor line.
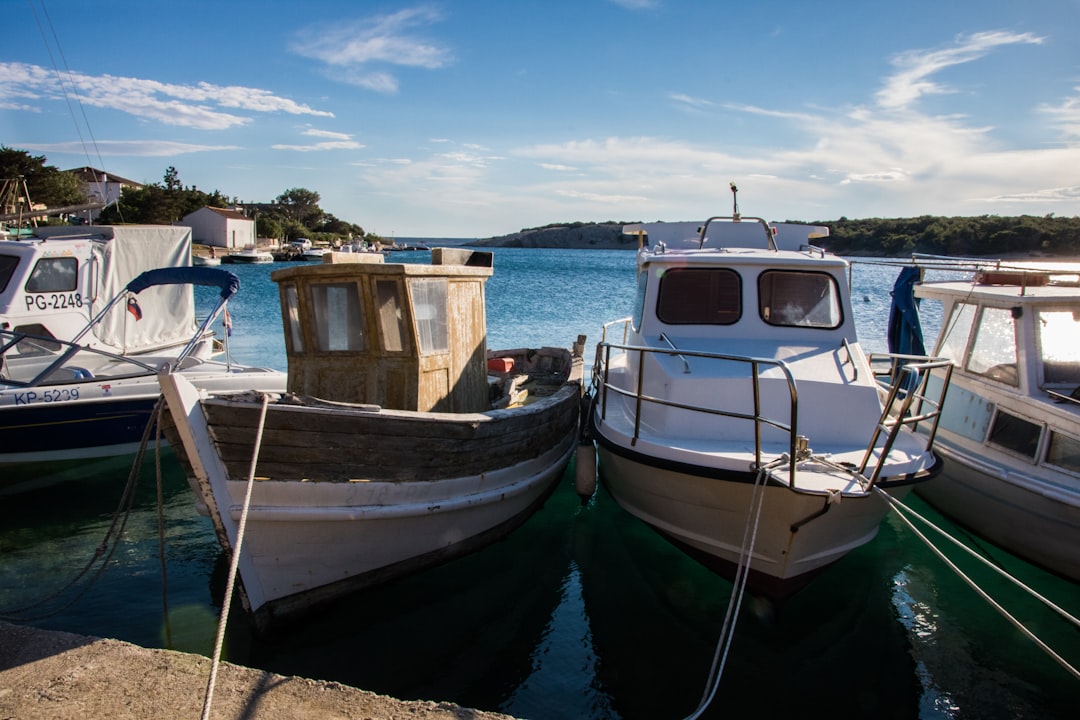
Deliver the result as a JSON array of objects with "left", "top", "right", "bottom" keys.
[
  {"left": 154, "top": 399, "right": 172, "bottom": 648},
  {"left": 0, "top": 396, "right": 163, "bottom": 622},
  {"left": 201, "top": 392, "right": 271, "bottom": 720},
  {"left": 877, "top": 488, "right": 1080, "bottom": 680},
  {"left": 683, "top": 456, "right": 784, "bottom": 720}
]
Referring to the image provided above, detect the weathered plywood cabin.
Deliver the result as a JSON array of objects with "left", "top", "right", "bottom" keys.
[{"left": 270, "top": 247, "right": 494, "bottom": 412}]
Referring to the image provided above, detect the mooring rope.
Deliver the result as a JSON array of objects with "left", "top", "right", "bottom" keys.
[
  {"left": 201, "top": 392, "right": 271, "bottom": 720},
  {"left": 878, "top": 488, "right": 1080, "bottom": 680},
  {"left": 682, "top": 457, "right": 784, "bottom": 720},
  {"left": 154, "top": 399, "right": 172, "bottom": 648},
  {"left": 0, "top": 396, "right": 162, "bottom": 622}
]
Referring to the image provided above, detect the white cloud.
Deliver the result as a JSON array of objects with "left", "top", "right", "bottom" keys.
[
  {"left": 18, "top": 139, "right": 240, "bottom": 156},
  {"left": 875, "top": 31, "right": 1044, "bottom": 110},
  {"left": 1039, "top": 85, "right": 1080, "bottom": 143},
  {"left": 0, "top": 61, "right": 333, "bottom": 130},
  {"left": 609, "top": 0, "right": 661, "bottom": 10},
  {"left": 291, "top": 6, "right": 451, "bottom": 94}
]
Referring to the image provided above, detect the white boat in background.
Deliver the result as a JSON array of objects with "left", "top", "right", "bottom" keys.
[
  {"left": 221, "top": 246, "right": 273, "bottom": 264},
  {"left": 159, "top": 248, "right": 585, "bottom": 630},
  {"left": 584, "top": 196, "right": 953, "bottom": 598},
  {"left": 0, "top": 266, "right": 286, "bottom": 489},
  {"left": 193, "top": 254, "right": 221, "bottom": 266},
  {"left": 888, "top": 257, "right": 1080, "bottom": 582},
  {"left": 299, "top": 247, "right": 329, "bottom": 261}
]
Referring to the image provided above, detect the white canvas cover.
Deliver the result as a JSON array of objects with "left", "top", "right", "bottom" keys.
[
  {"left": 89, "top": 225, "right": 195, "bottom": 352},
  {"left": 35, "top": 225, "right": 196, "bottom": 352}
]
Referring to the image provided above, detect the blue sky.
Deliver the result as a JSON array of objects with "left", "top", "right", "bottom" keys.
[{"left": 3, "top": 0, "right": 1078, "bottom": 238}]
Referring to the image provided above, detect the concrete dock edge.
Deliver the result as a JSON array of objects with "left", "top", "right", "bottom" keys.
[{"left": 0, "top": 621, "right": 517, "bottom": 719}]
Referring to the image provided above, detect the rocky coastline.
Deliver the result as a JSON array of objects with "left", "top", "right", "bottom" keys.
[{"left": 470, "top": 223, "right": 639, "bottom": 250}]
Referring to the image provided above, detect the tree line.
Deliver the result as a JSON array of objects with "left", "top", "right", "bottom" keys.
[
  {"left": 4, "top": 147, "right": 1078, "bottom": 256},
  {"left": 0, "top": 148, "right": 376, "bottom": 245}
]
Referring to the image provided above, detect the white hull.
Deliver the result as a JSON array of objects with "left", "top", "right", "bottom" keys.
[
  {"left": 918, "top": 443, "right": 1080, "bottom": 581},
  {"left": 596, "top": 445, "right": 910, "bottom": 592},
  {"left": 160, "top": 356, "right": 582, "bottom": 629},
  {"left": 214, "top": 437, "right": 573, "bottom": 618}
]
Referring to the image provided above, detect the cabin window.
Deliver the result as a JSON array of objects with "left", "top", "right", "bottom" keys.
[
  {"left": 967, "top": 306, "right": 1018, "bottom": 386},
  {"left": 657, "top": 268, "right": 741, "bottom": 325},
  {"left": 310, "top": 282, "right": 365, "bottom": 352},
  {"left": 1038, "top": 310, "right": 1080, "bottom": 385},
  {"left": 1046, "top": 431, "right": 1080, "bottom": 474},
  {"left": 937, "top": 302, "right": 976, "bottom": 363},
  {"left": 988, "top": 409, "right": 1041, "bottom": 460},
  {"left": 375, "top": 279, "right": 406, "bottom": 352},
  {"left": 0, "top": 254, "right": 19, "bottom": 293},
  {"left": 758, "top": 270, "right": 841, "bottom": 328},
  {"left": 411, "top": 278, "right": 448, "bottom": 354},
  {"left": 282, "top": 283, "right": 303, "bottom": 353},
  {"left": 26, "top": 257, "right": 78, "bottom": 293},
  {"left": 10, "top": 323, "right": 61, "bottom": 355}
]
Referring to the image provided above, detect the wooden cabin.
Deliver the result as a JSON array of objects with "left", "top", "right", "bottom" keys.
[{"left": 270, "top": 248, "right": 494, "bottom": 412}]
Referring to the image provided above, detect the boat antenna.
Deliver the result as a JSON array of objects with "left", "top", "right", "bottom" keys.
[{"left": 730, "top": 182, "right": 740, "bottom": 220}]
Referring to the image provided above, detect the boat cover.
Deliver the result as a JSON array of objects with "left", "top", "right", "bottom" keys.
[{"left": 37, "top": 225, "right": 195, "bottom": 352}]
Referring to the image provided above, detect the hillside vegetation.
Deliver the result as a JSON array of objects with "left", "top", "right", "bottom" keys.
[{"left": 476, "top": 215, "right": 1080, "bottom": 256}]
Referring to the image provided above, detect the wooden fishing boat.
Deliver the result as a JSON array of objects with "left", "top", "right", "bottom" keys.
[
  {"left": 583, "top": 195, "right": 953, "bottom": 598},
  {"left": 888, "top": 258, "right": 1080, "bottom": 581},
  {"left": 159, "top": 248, "right": 585, "bottom": 630}
]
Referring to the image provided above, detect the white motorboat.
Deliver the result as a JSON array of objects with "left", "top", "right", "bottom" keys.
[
  {"left": 221, "top": 246, "right": 273, "bottom": 264},
  {"left": 158, "top": 248, "right": 585, "bottom": 630},
  {"left": 584, "top": 198, "right": 952, "bottom": 598},
  {"left": 0, "top": 266, "right": 287, "bottom": 489},
  {"left": 889, "top": 258, "right": 1080, "bottom": 582},
  {"left": 299, "top": 247, "right": 329, "bottom": 261}
]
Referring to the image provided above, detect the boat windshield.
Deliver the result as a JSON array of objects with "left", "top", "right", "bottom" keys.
[
  {"left": 758, "top": 270, "right": 842, "bottom": 328},
  {"left": 967, "top": 306, "right": 1019, "bottom": 386},
  {"left": 657, "top": 268, "right": 741, "bottom": 325},
  {"left": 1038, "top": 310, "right": 1080, "bottom": 385}
]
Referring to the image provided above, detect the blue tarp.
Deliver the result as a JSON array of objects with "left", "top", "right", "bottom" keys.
[
  {"left": 126, "top": 267, "right": 241, "bottom": 300},
  {"left": 887, "top": 266, "right": 926, "bottom": 356}
]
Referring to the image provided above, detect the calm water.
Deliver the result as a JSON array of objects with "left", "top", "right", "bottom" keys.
[{"left": 1, "top": 249, "right": 1078, "bottom": 719}]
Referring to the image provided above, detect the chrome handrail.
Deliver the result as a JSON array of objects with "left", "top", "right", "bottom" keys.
[
  {"left": 592, "top": 338, "right": 801, "bottom": 487},
  {"left": 591, "top": 340, "right": 953, "bottom": 493},
  {"left": 862, "top": 353, "right": 955, "bottom": 486}
]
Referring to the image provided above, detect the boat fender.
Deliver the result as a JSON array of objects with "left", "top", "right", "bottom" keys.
[{"left": 575, "top": 443, "right": 597, "bottom": 502}]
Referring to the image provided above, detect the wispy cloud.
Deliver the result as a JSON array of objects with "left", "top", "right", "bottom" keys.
[
  {"left": 17, "top": 139, "right": 241, "bottom": 156},
  {"left": 0, "top": 61, "right": 333, "bottom": 130},
  {"left": 291, "top": 5, "right": 452, "bottom": 94},
  {"left": 273, "top": 128, "right": 366, "bottom": 152},
  {"left": 670, "top": 93, "right": 715, "bottom": 114},
  {"left": 609, "top": 0, "right": 661, "bottom": 10},
  {"left": 875, "top": 31, "right": 1044, "bottom": 110},
  {"left": 1039, "top": 85, "right": 1080, "bottom": 143}
]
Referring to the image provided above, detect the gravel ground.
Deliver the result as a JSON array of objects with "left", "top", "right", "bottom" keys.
[{"left": 0, "top": 622, "right": 516, "bottom": 720}]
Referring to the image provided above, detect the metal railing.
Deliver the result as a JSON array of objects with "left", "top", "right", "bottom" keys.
[{"left": 592, "top": 319, "right": 953, "bottom": 493}]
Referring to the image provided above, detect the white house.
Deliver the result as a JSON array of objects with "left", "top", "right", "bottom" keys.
[
  {"left": 66, "top": 167, "right": 143, "bottom": 223},
  {"left": 179, "top": 206, "right": 256, "bottom": 250}
]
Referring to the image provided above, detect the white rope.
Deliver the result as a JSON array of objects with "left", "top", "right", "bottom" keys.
[
  {"left": 201, "top": 393, "right": 271, "bottom": 720},
  {"left": 878, "top": 489, "right": 1080, "bottom": 680},
  {"left": 682, "top": 458, "right": 780, "bottom": 720}
]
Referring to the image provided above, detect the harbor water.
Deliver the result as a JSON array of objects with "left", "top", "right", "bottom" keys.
[{"left": 1, "top": 248, "right": 1077, "bottom": 719}]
